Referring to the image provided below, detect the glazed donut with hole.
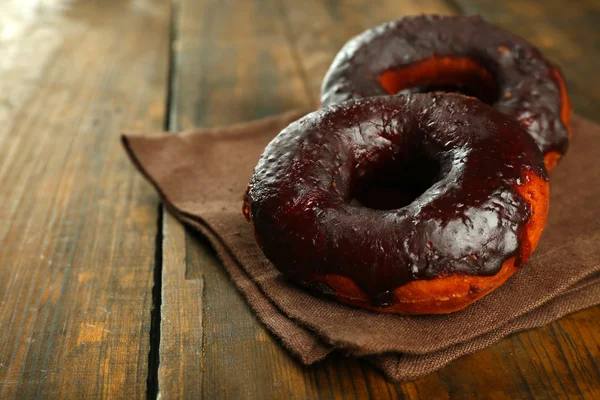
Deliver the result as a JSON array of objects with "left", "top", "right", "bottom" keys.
[{"left": 244, "top": 94, "right": 549, "bottom": 314}]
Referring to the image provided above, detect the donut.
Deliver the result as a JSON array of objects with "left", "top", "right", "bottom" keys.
[
  {"left": 243, "top": 94, "right": 549, "bottom": 315},
  {"left": 321, "top": 15, "right": 571, "bottom": 172}
]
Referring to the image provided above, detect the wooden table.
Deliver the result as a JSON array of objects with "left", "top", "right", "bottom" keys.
[{"left": 1, "top": 0, "right": 599, "bottom": 398}]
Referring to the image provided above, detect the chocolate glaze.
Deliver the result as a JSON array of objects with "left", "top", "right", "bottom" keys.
[
  {"left": 321, "top": 15, "right": 570, "bottom": 156},
  {"left": 245, "top": 94, "right": 547, "bottom": 307}
]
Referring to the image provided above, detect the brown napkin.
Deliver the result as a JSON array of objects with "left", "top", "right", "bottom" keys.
[{"left": 122, "top": 111, "right": 600, "bottom": 381}]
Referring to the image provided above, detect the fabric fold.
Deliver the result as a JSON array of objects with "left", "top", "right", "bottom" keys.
[{"left": 122, "top": 112, "right": 600, "bottom": 381}]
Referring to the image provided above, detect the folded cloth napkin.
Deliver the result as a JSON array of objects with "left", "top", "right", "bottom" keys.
[{"left": 122, "top": 110, "right": 600, "bottom": 381}]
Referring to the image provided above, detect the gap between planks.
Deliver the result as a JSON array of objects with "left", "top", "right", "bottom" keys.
[{"left": 147, "top": 0, "right": 181, "bottom": 398}]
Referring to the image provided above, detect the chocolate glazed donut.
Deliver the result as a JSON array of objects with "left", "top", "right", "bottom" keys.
[
  {"left": 244, "top": 94, "right": 550, "bottom": 314},
  {"left": 321, "top": 15, "right": 572, "bottom": 172}
]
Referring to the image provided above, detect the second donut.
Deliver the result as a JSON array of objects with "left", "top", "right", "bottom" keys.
[{"left": 321, "top": 15, "right": 571, "bottom": 172}]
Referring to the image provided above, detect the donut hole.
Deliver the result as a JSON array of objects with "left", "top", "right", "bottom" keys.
[
  {"left": 352, "top": 153, "right": 442, "bottom": 210},
  {"left": 379, "top": 56, "right": 499, "bottom": 105}
]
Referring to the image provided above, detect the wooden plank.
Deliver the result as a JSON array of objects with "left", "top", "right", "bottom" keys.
[
  {"left": 158, "top": 213, "right": 204, "bottom": 397},
  {"left": 0, "top": 0, "right": 170, "bottom": 398},
  {"left": 159, "top": 0, "right": 316, "bottom": 398},
  {"left": 162, "top": 0, "right": 600, "bottom": 398}
]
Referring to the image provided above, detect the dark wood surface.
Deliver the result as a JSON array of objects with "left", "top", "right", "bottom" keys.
[
  {"left": 0, "top": 0, "right": 170, "bottom": 398},
  {"left": 1, "top": 0, "right": 599, "bottom": 398}
]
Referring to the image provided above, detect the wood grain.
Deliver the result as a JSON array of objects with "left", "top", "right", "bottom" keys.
[
  {"left": 0, "top": 0, "right": 170, "bottom": 398},
  {"left": 160, "top": 0, "right": 600, "bottom": 399},
  {"left": 158, "top": 213, "right": 204, "bottom": 397}
]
